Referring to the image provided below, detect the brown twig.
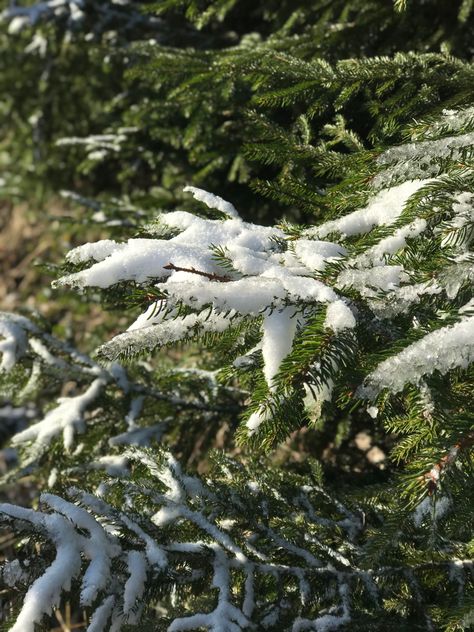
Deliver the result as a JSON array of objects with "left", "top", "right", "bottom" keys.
[
  {"left": 424, "top": 430, "right": 474, "bottom": 494},
  {"left": 163, "top": 262, "right": 231, "bottom": 282}
]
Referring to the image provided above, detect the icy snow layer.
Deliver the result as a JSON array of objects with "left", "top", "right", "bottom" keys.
[
  {"left": 359, "top": 314, "right": 474, "bottom": 398},
  {"left": 309, "top": 180, "right": 430, "bottom": 239},
  {"left": 439, "top": 192, "right": 474, "bottom": 250},
  {"left": 373, "top": 130, "right": 474, "bottom": 187},
  {"left": 416, "top": 106, "right": 474, "bottom": 140}
]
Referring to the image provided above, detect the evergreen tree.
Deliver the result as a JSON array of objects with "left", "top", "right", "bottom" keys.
[{"left": 1, "top": 1, "right": 474, "bottom": 630}]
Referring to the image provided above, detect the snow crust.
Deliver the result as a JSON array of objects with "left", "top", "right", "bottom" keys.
[
  {"left": 360, "top": 314, "right": 474, "bottom": 397},
  {"left": 374, "top": 132, "right": 474, "bottom": 186},
  {"left": 183, "top": 185, "right": 240, "bottom": 219},
  {"left": 311, "top": 180, "right": 429, "bottom": 239},
  {"left": 324, "top": 301, "right": 356, "bottom": 333}
]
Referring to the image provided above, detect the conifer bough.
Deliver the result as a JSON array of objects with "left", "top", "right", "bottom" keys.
[
  {"left": 1, "top": 0, "right": 474, "bottom": 629},
  {"left": 2, "top": 104, "right": 474, "bottom": 628}
]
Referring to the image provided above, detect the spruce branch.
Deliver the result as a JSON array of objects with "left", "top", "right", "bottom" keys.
[{"left": 424, "top": 430, "right": 474, "bottom": 495}]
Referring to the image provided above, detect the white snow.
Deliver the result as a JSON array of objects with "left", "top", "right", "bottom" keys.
[
  {"left": 261, "top": 308, "right": 298, "bottom": 389},
  {"left": 92, "top": 455, "right": 129, "bottom": 477},
  {"left": 356, "top": 218, "right": 428, "bottom": 266},
  {"left": 184, "top": 186, "right": 240, "bottom": 219},
  {"left": 0, "top": 505, "right": 83, "bottom": 632},
  {"left": 293, "top": 239, "right": 346, "bottom": 271},
  {"left": 54, "top": 189, "right": 356, "bottom": 388},
  {"left": 324, "top": 301, "right": 356, "bottom": 333},
  {"left": 123, "top": 550, "right": 147, "bottom": 618},
  {"left": 2, "top": 559, "right": 27, "bottom": 587},
  {"left": 336, "top": 265, "right": 408, "bottom": 295},
  {"left": 41, "top": 494, "right": 120, "bottom": 607},
  {"left": 66, "top": 240, "right": 126, "bottom": 264},
  {"left": 87, "top": 596, "right": 115, "bottom": 632},
  {"left": 413, "top": 495, "right": 451, "bottom": 527},
  {"left": 0, "top": 313, "right": 38, "bottom": 372},
  {"left": 246, "top": 405, "right": 272, "bottom": 434},
  {"left": 360, "top": 315, "right": 474, "bottom": 397},
  {"left": 11, "top": 376, "right": 107, "bottom": 451},
  {"left": 311, "top": 180, "right": 429, "bottom": 239},
  {"left": 374, "top": 133, "right": 474, "bottom": 186},
  {"left": 120, "top": 514, "right": 167, "bottom": 569},
  {"left": 100, "top": 310, "right": 238, "bottom": 360}
]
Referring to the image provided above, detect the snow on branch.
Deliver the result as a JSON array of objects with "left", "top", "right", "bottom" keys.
[
  {"left": 359, "top": 311, "right": 474, "bottom": 398},
  {"left": 0, "top": 312, "right": 237, "bottom": 464},
  {"left": 48, "top": 161, "right": 474, "bottom": 424},
  {"left": 1, "top": 449, "right": 470, "bottom": 631}
]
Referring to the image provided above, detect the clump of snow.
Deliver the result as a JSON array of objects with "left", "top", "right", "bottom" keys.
[
  {"left": 11, "top": 376, "right": 107, "bottom": 451},
  {"left": 2, "top": 559, "right": 27, "bottom": 587},
  {"left": 336, "top": 266, "right": 408, "bottom": 296},
  {"left": 366, "top": 406, "right": 378, "bottom": 419},
  {"left": 413, "top": 495, "right": 451, "bottom": 527},
  {"left": 261, "top": 308, "right": 298, "bottom": 390},
  {"left": 293, "top": 239, "right": 346, "bottom": 271},
  {"left": 324, "top": 301, "right": 356, "bottom": 333},
  {"left": 246, "top": 405, "right": 272, "bottom": 434},
  {"left": 356, "top": 218, "right": 428, "bottom": 267},
  {"left": 87, "top": 596, "right": 115, "bottom": 632},
  {"left": 123, "top": 551, "right": 147, "bottom": 620},
  {"left": 0, "top": 313, "right": 38, "bottom": 372},
  {"left": 66, "top": 240, "right": 126, "bottom": 264},
  {"left": 359, "top": 315, "right": 474, "bottom": 397},
  {"left": 310, "top": 180, "right": 429, "bottom": 239},
  {"left": 91, "top": 455, "right": 129, "bottom": 477},
  {"left": 184, "top": 186, "right": 240, "bottom": 219}
]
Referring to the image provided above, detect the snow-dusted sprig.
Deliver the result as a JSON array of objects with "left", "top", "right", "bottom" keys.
[
  {"left": 51, "top": 143, "right": 474, "bottom": 440},
  {"left": 52, "top": 187, "right": 356, "bottom": 434},
  {"left": 0, "top": 312, "right": 243, "bottom": 469},
  {"left": 56, "top": 132, "right": 134, "bottom": 165},
  {"left": 1, "top": 448, "right": 471, "bottom": 631}
]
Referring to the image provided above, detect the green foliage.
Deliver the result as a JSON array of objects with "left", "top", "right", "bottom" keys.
[{"left": 1, "top": 0, "right": 474, "bottom": 630}]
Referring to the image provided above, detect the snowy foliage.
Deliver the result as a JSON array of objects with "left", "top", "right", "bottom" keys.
[
  {"left": 47, "top": 120, "right": 474, "bottom": 444},
  {"left": 2, "top": 12, "right": 474, "bottom": 628},
  {"left": 1, "top": 448, "right": 469, "bottom": 631}
]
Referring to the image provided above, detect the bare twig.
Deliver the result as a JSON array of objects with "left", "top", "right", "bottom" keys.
[{"left": 163, "top": 262, "right": 231, "bottom": 282}]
